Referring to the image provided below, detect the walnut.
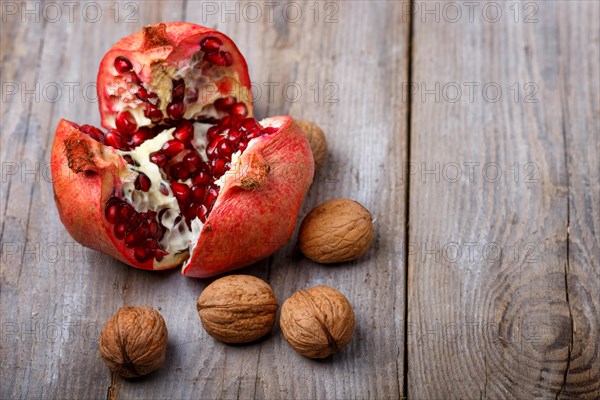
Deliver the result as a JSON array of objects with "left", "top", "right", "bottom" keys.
[
  {"left": 294, "top": 119, "right": 328, "bottom": 171},
  {"left": 196, "top": 275, "right": 279, "bottom": 343},
  {"left": 99, "top": 306, "right": 168, "bottom": 378},
  {"left": 280, "top": 286, "right": 355, "bottom": 358},
  {"left": 298, "top": 198, "right": 373, "bottom": 263}
]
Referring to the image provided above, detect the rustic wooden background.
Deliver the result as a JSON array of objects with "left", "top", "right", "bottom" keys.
[{"left": 1, "top": 1, "right": 598, "bottom": 399}]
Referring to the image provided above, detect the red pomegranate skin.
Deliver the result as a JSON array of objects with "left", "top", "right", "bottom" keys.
[{"left": 183, "top": 116, "right": 314, "bottom": 278}]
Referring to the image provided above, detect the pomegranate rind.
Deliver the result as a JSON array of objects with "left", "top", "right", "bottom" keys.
[
  {"left": 97, "top": 22, "right": 253, "bottom": 130},
  {"left": 182, "top": 116, "right": 315, "bottom": 278},
  {"left": 51, "top": 119, "right": 183, "bottom": 271}
]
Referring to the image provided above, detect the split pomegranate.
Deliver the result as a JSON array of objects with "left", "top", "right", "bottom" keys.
[{"left": 51, "top": 23, "right": 314, "bottom": 277}]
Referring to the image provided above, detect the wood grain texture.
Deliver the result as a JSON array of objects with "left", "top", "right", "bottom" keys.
[
  {"left": 2, "top": 1, "right": 598, "bottom": 399},
  {"left": 1, "top": 1, "right": 408, "bottom": 399},
  {"left": 407, "top": 1, "right": 599, "bottom": 399}
]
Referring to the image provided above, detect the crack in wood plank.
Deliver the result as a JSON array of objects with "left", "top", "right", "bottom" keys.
[
  {"left": 106, "top": 372, "right": 118, "bottom": 400},
  {"left": 402, "top": 1, "right": 416, "bottom": 399},
  {"left": 556, "top": 104, "right": 574, "bottom": 400}
]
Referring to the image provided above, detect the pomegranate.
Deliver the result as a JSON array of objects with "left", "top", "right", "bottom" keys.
[{"left": 51, "top": 23, "right": 314, "bottom": 278}]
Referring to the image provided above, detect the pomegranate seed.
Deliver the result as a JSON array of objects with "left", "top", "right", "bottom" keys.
[
  {"left": 207, "top": 138, "right": 225, "bottom": 160},
  {"left": 114, "top": 56, "right": 132, "bottom": 73},
  {"left": 134, "top": 247, "right": 152, "bottom": 262},
  {"left": 183, "top": 151, "right": 202, "bottom": 171},
  {"left": 223, "top": 52, "right": 233, "bottom": 66},
  {"left": 122, "top": 155, "right": 134, "bottom": 164},
  {"left": 144, "top": 103, "right": 163, "bottom": 122},
  {"left": 162, "top": 140, "right": 185, "bottom": 158},
  {"left": 136, "top": 222, "right": 150, "bottom": 241},
  {"left": 115, "top": 111, "right": 137, "bottom": 135},
  {"left": 118, "top": 203, "right": 134, "bottom": 221},
  {"left": 167, "top": 102, "right": 185, "bottom": 120},
  {"left": 214, "top": 96, "right": 236, "bottom": 111},
  {"left": 204, "top": 51, "right": 226, "bottom": 66},
  {"left": 196, "top": 204, "right": 209, "bottom": 222},
  {"left": 146, "top": 219, "right": 159, "bottom": 236},
  {"left": 79, "top": 124, "right": 93, "bottom": 133},
  {"left": 80, "top": 124, "right": 105, "bottom": 143},
  {"left": 205, "top": 186, "right": 219, "bottom": 208},
  {"left": 210, "top": 158, "right": 228, "bottom": 177},
  {"left": 230, "top": 103, "right": 247, "bottom": 117},
  {"left": 170, "top": 182, "right": 190, "bottom": 201},
  {"left": 206, "top": 126, "right": 222, "bottom": 142},
  {"left": 200, "top": 36, "right": 222, "bottom": 53},
  {"left": 144, "top": 238, "right": 160, "bottom": 250},
  {"left": 226, "top": 129, "right": 242, "bottom": 143},
  {"left": 125, "top": 232, "right": 138, "bottom": 247},
  {"left": 170, "top": 162, "right": 191, "bottom": 181},
  {"left": 150, "top": 151, "right": 167, "bottom": 167},
  {"left": 114, "top": 223, "right": 127, "bottom": 239},
  {"left": 105, "top": 202, "right": 120, "bottom": 223},
  {"left": 130, "top": 128, "right": 149, "bottom": 147},
  {"left": 218, "top": 140, "right": 233, "bottom": 157},
  {"left": 237, "top": 141, "right": 248, "bottom": 152},
  {"left": 263, "top": 127, "right": 278, "bottom": 135},
  {"left": 241, "top": 118, "right": 258, "bottom": 131},
  {"left": 148, "top": 92, "right": 158, "bottom": 100},
  {"left": 136, "top": 86, "right": 148, "bottom": 101},
  {"left": 129, "top": 214, "right": 141, "bottom": 229},
  {"left": 191, "top": 185, "right": 206, "bottom": 202},
  {"left": 173, "top": 121, "right": 194, "bottom": 143},
  {"left": 186, "top": 202, "right": 200, "bottom": 220},
  {"left": 172, "top": 79, "right": 186, "bottom": 100},
  {"left": 193, "top": 170, "right": 211, "bottom": 185},
  {"left": 134, "top": 172, "right": 151, "bottom": 192},
  {"left": 246, "top": 128, "right": 262, "bottom": 140},
  {"left": 105, "top": 130, "right": 126, "bottom": 149}
]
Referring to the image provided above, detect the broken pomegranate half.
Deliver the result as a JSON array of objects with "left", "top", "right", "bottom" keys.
[{"left": 51, "top": 23, "right": 314, "bottom": 277}]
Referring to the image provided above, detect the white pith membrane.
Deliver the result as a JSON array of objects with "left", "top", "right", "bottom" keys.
[{"left": 98, "top": 44, "right": 275, "bottom": 269}]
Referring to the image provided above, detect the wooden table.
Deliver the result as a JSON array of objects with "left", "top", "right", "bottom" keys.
[{"left": 1, "top": 1, "right": 598, "bottom": 399}]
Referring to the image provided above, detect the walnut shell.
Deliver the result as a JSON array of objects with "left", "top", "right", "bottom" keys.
[
  {"left": 196, "top": 275, "right": 278, "bottom": 344},
  {"left": 298, "top": 198, "right": 373, "bottom": 263},
  {"left": 99, "top": 306, "right": 168, "bottom": 378},
  {"left": 280, "top": 286, "right": 355, "bottom": 358},
  {"left": 294, "top": 119, "right": 328, "bottom": 171}
]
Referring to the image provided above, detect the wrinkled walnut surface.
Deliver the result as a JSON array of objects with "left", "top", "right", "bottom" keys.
[
  {"left": 196, "top": 275, "right": 279, "bottom": 343},
  {"left": 280, "top": 286, "right": 355, "bottom": 359},
  {"left": 99, "top": 306, "right": 168, "bottom": 378},
  {"left": 298, "top": 198, "right": 373, "bottom": 263},
  {"left": 295, "top": 119, "right": 328, "bottom": 171}
]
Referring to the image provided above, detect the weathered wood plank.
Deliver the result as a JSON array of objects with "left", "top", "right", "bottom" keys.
[
  {"left": 0, "top": 2, "right": 189, "bottom": 398},
  {"left": 2, "top": 1, "right": 409, "bottom": 399},
  {"left": 556, "top": 2, "right": 600, "bottom": 398},
  {"left": 248, "top": 2, "right": 409, "bottom": 398},
  {"left": 113, "top": 1, "right": 409, "bottom": 399},
  {"left": 0, "top": 2, "right": 158, "bottom": 398},
  {"left": 407, "top": 1, "right": 599, "bottom": 398}
]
